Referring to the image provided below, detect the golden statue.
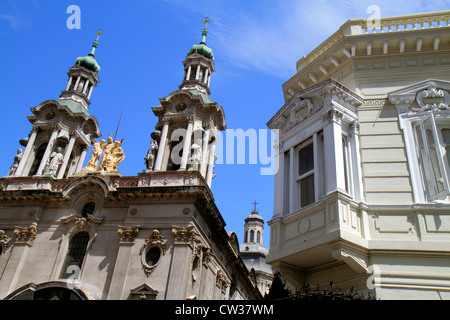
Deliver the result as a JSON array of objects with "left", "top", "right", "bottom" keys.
[
  {"left": 80, "top": 137, "right": 125, "bottom": 173},
  {"left": 81, "top": 139, "right": 106, "bottom": 173}
]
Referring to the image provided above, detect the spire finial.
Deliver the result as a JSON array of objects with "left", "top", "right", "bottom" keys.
[
  {"left": 252, "top": 200, "right": 259, "bottom": 213},
  {"left": 200, "top": 17, "right": 211, "bottom": 45},
  {"left": 89, "top": 29, "right": 103, "bottom": 57},
  {"left": 95, "top": 29, "right": 104, "bottom": 42}
]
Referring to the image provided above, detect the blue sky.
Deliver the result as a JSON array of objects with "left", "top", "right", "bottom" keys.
[{"left": 1, "top": 0, "right": 449, "bottom": 247}]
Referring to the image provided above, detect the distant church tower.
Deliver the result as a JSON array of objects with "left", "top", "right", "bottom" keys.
[
  {"left": 240, "top": 202, "right": 273, "bottom": 296},
  {"left": 9, "top": 31, "right": 103, "bottom": 179}
]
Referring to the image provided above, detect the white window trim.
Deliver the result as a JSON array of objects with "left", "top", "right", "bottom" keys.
[{"left": 399, "top": 111, "right": 450, "bottom": 203}]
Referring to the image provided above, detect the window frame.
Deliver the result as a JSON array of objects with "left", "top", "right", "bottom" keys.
[
  {"left": 402, "top": 111, "right": 450, "bottom": 202},
  {"left": 295, "top": 138, "right": 315, "bottom": 208}
]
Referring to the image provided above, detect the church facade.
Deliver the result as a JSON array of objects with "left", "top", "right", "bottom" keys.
[
  {"left": 0, "top": 22, "right": 261, "bottom": 300},
  {"left": 267, "top": 10, "right": 450, "bottom": 299}
]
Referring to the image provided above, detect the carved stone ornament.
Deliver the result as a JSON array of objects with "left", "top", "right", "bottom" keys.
[
  {"left": 14, "top": 221, "right": 38, "bottom": 246},
  {"left": 0, "top": 230, "right": 10, "bottom": 253},
  {"left": 290, "top": 98, "right": 315, "bottom": 125},
  {"left": 413, "top": 83, "right": 450, "bottom": 112},
  {"left": 60, "top": 214, "right": 103, "bottom": 234},
  {"left": 139, "top": 229, "right": 167, "bottom": 255},
  {"left": 118, "top": 225, "right": 140, "bottom": 244},
  {"left": 81, "top": 137, "right": 125, "bottom": 174},
  {"left": 216, "top": 270, "right": 230, "bottom": 294},
  {"left": 139, "top": 229, "right": 167, "bottom": 276},
  {"left": 172, "top": 224, "right": 200, "bottom": 245}
]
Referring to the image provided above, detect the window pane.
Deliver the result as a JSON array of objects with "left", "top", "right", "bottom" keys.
[
  {"left": 299, "top": 143, "right": 314, "bottom": 175},
  {"left": 442, "top": 129, "right": 450, "bottom": 167},
  {"left": 424, "top": 120, "right": 445, "bottom": 193},
  {"left": 415, "top": 124, "right": 436, "bottom": 196},
  {"left": 300, "top": 174, "right": 315, "bottom": 207}
]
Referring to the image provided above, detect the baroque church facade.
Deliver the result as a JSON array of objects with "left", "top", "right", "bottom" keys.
[
  {"left": 0, "top": 21, "right": 261, "bottom": 300},
  {"left": 267, "top": 10, "right": 450, "bottom": 300}
]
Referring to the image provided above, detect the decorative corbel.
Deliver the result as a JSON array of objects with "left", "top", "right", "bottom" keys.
[
  {"left": 117, "top": 225, "right": 140, "bottom": 244},
  {"left": 14, "top": 220, "right": 39, "bottom": 246}
]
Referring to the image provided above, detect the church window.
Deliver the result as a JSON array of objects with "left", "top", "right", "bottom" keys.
[
  {"left": 257, "top": 231, "right": 261, "bottom": 244},
  {"left": 249, "top": 230, "right": 254, "bottom": 243},
  {"left": 81, "top": 202, "right": 95, "bottom": 218},
  {"left": 145, "top": 246, "right": 161, "bottom": 267},
  {"left": 189, "top": 66, "right": 197, "bottom": 80},
  {"left": 59, "top": 232, "right": 90, "bottom": 280}
]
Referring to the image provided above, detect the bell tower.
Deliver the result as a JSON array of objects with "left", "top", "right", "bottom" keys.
[
  {"left": 243, "top": 201, "right": 265, "bottom": 245},
  {"left": 145, "top": 18, "right": 225, "bottom": 188},
  {"left": 7, "top": 31, "right": 103, "bottom": 179}
]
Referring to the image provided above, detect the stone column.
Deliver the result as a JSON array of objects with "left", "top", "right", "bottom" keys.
[
  {"left": 323, "top": 108, "right": 346, "bottom": 194},
  {"left": 0, "top": 221, "right": 38, "bottom": 299},
  {"left": 73, "top": 76, "right": 81, "bottom": 92},
  {"left": 15, "top": 127, "right": 38, "bottom": 176},
  {"left": 180, "top": 120, "right": 194, "bottom": 171},
  {"left": 200, "top": 127, "right": 211, "bottom": 177},
  {"left": 165, "top": 226, "right": 198, "bottom": 300},
  {"left": 57, "top": 134, "right": 76, "bottom": 179},
  {"left": 203, "top": 69, "right": 209, "bottom": 84},
  {"left": 195, "top": 65, "right": 201, "bottom": 80},
  {"left": 206, "top": 140, "right": 217, "bottom": 187},
  {"left": 154, "top": 121, "right": 169, "bottom": 171},
  {"left": 107, "top": 226, "right": 140, "bottom": 300},
  {"left": 75, "top": 146, "right": 88, "bottom": 174},
  {"left": 82, "top": 79, "right": 90, "bottom": 95},
  {"left": 65, "top": 76, "right": 73, "bottom": 91},
  {"left": 289, "top": 146, "right": 295, "bottom": 214},
  {"left": 87, "top": 86, "right": 94, "bottom": 100},
  {"left": 273, "top": 150, "right": 284, "bottom": 217},
  {"left": 185, "top": 65, "right": 192, "bottom": 81},
  {"left": 36, "top": 128, "right": 60, "bottom": 176}
]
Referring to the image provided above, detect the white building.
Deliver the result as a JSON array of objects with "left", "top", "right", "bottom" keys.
[{"left": 266, "top": 10, "right": 450, "bottom": 300}]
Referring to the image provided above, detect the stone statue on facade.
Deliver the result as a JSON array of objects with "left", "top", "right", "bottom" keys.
[
  {"left": 8, "top": 149, "right": 23, "bottom": 176},
  {"left": 44, "top": 147, "right": 64, "bottom": 176},
  {"left": 144, "top": 131, "right": 160, "bottom": 172},
  {"left": 188, "top": 139, "right": 202, "bottom": 171}
]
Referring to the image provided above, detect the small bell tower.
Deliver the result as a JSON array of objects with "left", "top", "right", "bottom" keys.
[
  {"left": 7, "top": 31, "right": 103, "bottom": 179},
  {"left": 145, "top": 18, "right": 225, "bottom": 188},
  {"left": 243, "top": 201, "right": 265, "bottom": 245}
]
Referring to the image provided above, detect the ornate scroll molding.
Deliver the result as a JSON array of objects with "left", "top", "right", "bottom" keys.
[
  {"left": 14, "top": 221, "right": 38, "bottom": 246},
  {"left": 0, "top": 230, "right": 10, "bottom": 253},
  {"left": 117, "top": 225, "right": 140, "bottom": 244},
  {"left": 172, "top": 224, "right": 200, "bottom": 245},
  {"left": 413, "top": 83, "right": 450, "bottom": 112},
  {"left": 216, "top": 270, "right": 230, "bottom": 294},
  {"left": 60, "top": 214, "right": 103, "bottom": 235},
  {"left": 139, "top": 229, "right": 167, "bottom": 276}
]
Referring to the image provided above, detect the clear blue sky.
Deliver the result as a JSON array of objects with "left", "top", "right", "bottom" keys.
[{"left": 1, "top": 0, "right": 449, "bottom": 247}]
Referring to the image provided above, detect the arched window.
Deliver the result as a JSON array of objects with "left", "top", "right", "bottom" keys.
[
  {"left": 257, "top": 231, "right": 261, "bottom": 244},
  {"left": 249, "top": 230, "right": 254, "bottom": 243},
  {"left": 81, "top": 202, "right": 95, "bottom": 218},
  {"left": 59, "top": 232, "right": 90, "bottom": 280},
  {"left": 29, "top": 143, "right": 48, "bottom": 176}
]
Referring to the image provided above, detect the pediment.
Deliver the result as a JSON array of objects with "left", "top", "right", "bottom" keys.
[
  {"left": 388, "top": 79, "right": 450, "bottom": 113},
  {"left": 130, "top": 283, "right": 159, "bottom": 295},
  {"left": 268, "top": 79, "right": 362, "bottom": 131}
]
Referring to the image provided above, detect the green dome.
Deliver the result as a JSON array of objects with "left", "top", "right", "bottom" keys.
[
  {"left": 75, "top": 39, "right": 101, "bottom": 72},
  {"left": 187, "top": 27, "right": 214, "bottom": 60}
]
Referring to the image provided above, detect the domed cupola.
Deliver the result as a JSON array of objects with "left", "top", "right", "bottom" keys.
[
  {"left": 59, "top": 30, "right": 103, "bottom": 111},
  {"left": 75, "top": 32, "right": 102, "bottom": 72},
  {"left": 186, "top": 18, "right": 214, "bottom": 61},
  {"left": 180, "top": 18, "right": 215, "bottom": 95}
]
